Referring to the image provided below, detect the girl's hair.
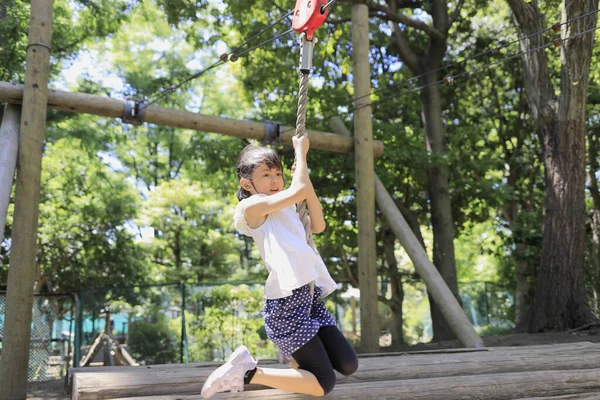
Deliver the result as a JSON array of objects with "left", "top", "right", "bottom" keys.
[{"left": 236, "top": 144, "right": 283, "bottom": 201}]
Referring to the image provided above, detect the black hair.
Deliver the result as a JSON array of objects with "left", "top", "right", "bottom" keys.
[{"left": 236, "top": 144, "right": 283, "bottom": 201}]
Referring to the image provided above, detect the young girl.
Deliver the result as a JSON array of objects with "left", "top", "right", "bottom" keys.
[{"left": 201, "top": 133, "right": 358, "bottom": 398}]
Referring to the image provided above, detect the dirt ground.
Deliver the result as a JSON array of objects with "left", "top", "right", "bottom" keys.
[
  {"left": 26, "top": 325, "right": 600, "bottom": 399},
  {"left": 28, "top": 378, "right": 69, "bottom": 400}
]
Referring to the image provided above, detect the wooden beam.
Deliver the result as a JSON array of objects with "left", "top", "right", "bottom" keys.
[
  {"left": 0, "top": 104, "right": 20, "bottom": 244},
  {"left": 351, "top": 2, "right": 379, "bottom": 353},
  {"left": 0, "top": 82, "right": 385, "bottom": 158},
  {"left": 107, "top": 368, "right": 600, "bottom": 400},
  {"left": 70, "top": 343, "right": 600, "bottom": 400},
  {"left": 0, "top": 1, "right": 54, "bottom": 399},
  {"left": 373, "top": 174, "right": 484, "bottom": 348}
]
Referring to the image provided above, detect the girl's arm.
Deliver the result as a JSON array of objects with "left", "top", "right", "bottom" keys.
[
  {"left": 291, "top": 162, "right": 326, "bottom": 234},
  {"left": 306, "top": 189, "right": 326, "bottom": 234},
  {"left": 244, "top": 136, "right": 311, "bottom": 224}
]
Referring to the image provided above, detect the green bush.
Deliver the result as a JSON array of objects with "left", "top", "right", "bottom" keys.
[{"left": 128, "top": 314, "right": 179, "bottom": 364}]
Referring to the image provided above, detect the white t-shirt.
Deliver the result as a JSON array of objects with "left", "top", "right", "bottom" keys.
[{"left": 233, "top": 194, "right": 338, "bottom": 299}]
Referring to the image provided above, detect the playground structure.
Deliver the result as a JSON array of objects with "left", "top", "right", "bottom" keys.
[
  {"left": 69, "top": 341, "right": 600, "bottom": 399},
  {"left": 79, "top": 331, "right": 138, "bottom": 368},
  {"left": 0, "top": 0, "right": 598, "bottom": 399}
]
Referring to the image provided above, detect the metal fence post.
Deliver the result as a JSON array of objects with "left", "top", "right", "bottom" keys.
[
  {"left": 74, "top": 288, "right": 83, "bottom": 367},
  {"left": 484, "top": 282, "right": 489, "bottom": 325},
  {"left": 180, "top": 282, "right": 189, "bottom": 363},
  {"left": 67, "top": 294, "right": 75, "bottom": 373}
]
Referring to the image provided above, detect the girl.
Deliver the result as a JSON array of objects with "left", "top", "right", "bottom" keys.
[{"left": 201, "top": 133, "right": 358, "bottom": 398}]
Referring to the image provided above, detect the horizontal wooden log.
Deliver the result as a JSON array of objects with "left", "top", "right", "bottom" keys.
[
  {"left": 71, "top": 342, "right": 600, "bottom": 400},
  {"left": 70, "top": 341, "right": 596, "bottom": 388},
  {"left": 68, "top": 347, "right": 489, "bottom": 384},
  {"left": 113, "top": 368, "right": 600, "bottom": 400},
  {"left": 0, "top": 81, "right": 384, "bottom": 157}
]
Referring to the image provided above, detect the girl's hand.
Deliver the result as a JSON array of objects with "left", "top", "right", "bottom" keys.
[
  {"left": 291, "top": 162, "right": 296, "bottom": 175},
  {"left": 292, "top": 133, "right": 310, "bottom": 156}
]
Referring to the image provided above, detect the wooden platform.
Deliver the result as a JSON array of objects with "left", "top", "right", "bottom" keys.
[{"left": 69, "top": 342, "right": 600, "bottom": 400}]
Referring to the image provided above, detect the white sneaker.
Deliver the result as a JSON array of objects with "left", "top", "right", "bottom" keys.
[{"left": 201, "top": 345, "right": 258, "bottom": 399}]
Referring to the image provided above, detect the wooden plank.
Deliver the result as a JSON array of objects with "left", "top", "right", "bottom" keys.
[
  {"left": 516, "top": 394, "right": 600, "bottom": 399},
  {"left": 374, "top": 174, "right": 484, "bottom": 348},
  {"left": 0, "top": 82, "right": 385, "bottom": 157},
  {"left": 110, "top": 368, "right": 600, "bottom": 400},
  {"left": 68, "top": 359, "right": 283, "bottom": 393},
  {"left": 71, "top": 343, "right": 600, "bottom": 400},
  {"left": 68, "top": 341, "right": 596, "bottom": 384},
  {"left": 68, "top": 342, "right": 595, "bottom": 381},
  {"left": 0, "top": 1, "right": 54, "bottom": 399},
  {"left": 351, "top": 1, "right": 379, "bottom": 354}
]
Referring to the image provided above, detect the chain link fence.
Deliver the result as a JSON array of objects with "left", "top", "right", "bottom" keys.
[
  {"left": 0, "top": 292, "right": 75, "bottom": 382},
  {"left": 74, "top": 280, "right": 514, "bottom": 365},
  {"left": 0, "top": 280, "right": 514, "bottom": 377}
]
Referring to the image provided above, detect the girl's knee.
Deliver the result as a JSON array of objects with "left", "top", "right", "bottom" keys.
[
  {"left": 339, "top": 356, "right": 359, "bottom": 376},
  {"left": 317, "top": 369, "right": 336, "bottom": 395},
  {"left": 320, "top": 377, "right": 336, "bottom": 395}
]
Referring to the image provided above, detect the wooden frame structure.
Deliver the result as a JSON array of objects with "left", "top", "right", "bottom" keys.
[{"left": 0, "top": 1, "right": 484, "bottom": 398}]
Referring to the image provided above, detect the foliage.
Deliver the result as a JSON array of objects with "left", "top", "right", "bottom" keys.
[
  {"left": 178, "top": 284, "right": 279, "bottom": 361},
  {"left": 136, "top": 178, "right": 240, "bottom": 282},
  {"left": 1, "top": 137, "right": 149, "bottom": 291},
  {"left": 128, "top": 313, "right": 179, "bottom": 364},
  {"left": 0, "top": 0, "right": 135, "bottom": 82},
  {"left": 3, "top": 0, "right": 600, "bottom": 342}
]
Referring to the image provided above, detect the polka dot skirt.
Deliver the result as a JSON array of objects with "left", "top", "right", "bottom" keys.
[{"left": 263, "top": 284, "right": 337, "bottom": 356}]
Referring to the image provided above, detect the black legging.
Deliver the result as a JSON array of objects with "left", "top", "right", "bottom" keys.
[{"left": 291, "top": 325, "right": 359, "bottom": 395}]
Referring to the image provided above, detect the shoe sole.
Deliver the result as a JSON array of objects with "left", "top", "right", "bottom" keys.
[{"left": 201, "top": 346, "right": 252, "bottom": 399}]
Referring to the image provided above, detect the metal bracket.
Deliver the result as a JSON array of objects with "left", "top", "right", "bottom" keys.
[
  {"left": 122, "top": 99, "right": 146, "bottom": 126},
  {"left": 263, "top": 121, "right": 281, "bottom": 145},
  {"left": 299, "top": 33, "right": 316, "bottom": 74}
]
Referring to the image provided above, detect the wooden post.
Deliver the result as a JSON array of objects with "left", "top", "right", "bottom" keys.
[
  {"left": 0, "top": 82, "right": 385, "bottom": 158},
  {"left": 0, "top": 104, "right": 20, "bottom": 244},
  {"left": 351, "top": 3, "right": 379, "bottom": 353},
  {"left": 0, "top": 1, "right": 54, "bottom": 398},
  {"left": 374, "top": 175, "right": 484, "bottom": 348}
]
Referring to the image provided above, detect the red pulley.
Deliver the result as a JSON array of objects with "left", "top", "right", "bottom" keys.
[{"left": 292, "top": 0, "right": 329, "bottom": 41}]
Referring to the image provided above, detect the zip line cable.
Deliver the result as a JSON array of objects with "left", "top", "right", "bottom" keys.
[
  {"left": 276, "top": 23, "right": 600, "bottom": 137},
  {"left": 140, "top": 11, "right": 294, "bottom": 110},
  {"left": 353, "top": 8, "right": 600, "bottom": 105},
  {"left": 234, "top": 28, "right": 294, "bottom": 59},
  {"left": 135, "top": 6, "right": 598, "bottom": 129},
  {"left": 228, "top": 10, "right": 294, "bottom": 58}
]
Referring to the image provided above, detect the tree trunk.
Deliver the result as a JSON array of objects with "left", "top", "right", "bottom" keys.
[
  {"left": 587, "top": 127, "right": 600, "bottom": 316},
  {"left": 382, "top": 223, "right": 405, "bottom": 347},
  {"left": 514, "top": 242, "right": 531, "bottom": 330},
  {"left": 506, "top": 0, "right": 599, "bottom": 331},
  {"left": 368, "top": 0, "right": 464, "bottom": 343},
  {"left": 506, "top": 164, "right": 534, "bottom": 332},
  {"left": 501, "top": 89, "right": 535, "bottom": 332},
  {"left": 375, "top": 175, "right": 484, "bottom": 348},
  {"left": 590, "top": 207, "right": 600, "bottom": 316},
  {"left": 420, "top": 80, "right": 460, "bottom": 341}
]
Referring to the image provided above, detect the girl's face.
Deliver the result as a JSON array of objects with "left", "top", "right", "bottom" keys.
[{"left": 242, "top": 163, "right": 284, "bottom": 196}]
